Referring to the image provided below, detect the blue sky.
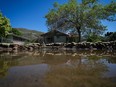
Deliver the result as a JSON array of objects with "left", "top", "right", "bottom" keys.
[{"left": 0, "top": 0, "right": 116, "bottom": 33}]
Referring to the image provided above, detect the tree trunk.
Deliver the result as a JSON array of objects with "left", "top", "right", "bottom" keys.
[{"left": 76, "top": 27, "right": 81, "bottom": 42}]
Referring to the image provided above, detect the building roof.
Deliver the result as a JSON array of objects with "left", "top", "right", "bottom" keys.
[
  {"left": 41, "top": 29, "right": 69, "bottom": 37},
  {"left": 12, "top": 34, "right": 30, "bottom": 41}
]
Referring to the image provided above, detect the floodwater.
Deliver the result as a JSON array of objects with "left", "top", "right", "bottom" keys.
[{"left": 0, "top": 50, "right": 116, "bottom": 87}]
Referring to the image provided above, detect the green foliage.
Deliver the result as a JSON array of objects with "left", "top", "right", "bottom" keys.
[
  {"left": 109, "top": 32, "right": 116, "bottom": 41},
  {"left": 45, "top": 0, "right": 116, "bottom": 42},
  {"left": 12, "top": 28, "right": 22, "bottom": 36},
  {"left": 105, "top": 32, "right": 113, "bottom": 36},
  {"left": 104, "top": 32, "right": 116, "bottom": 41},
  {"left": 82, "top": 28, "right": 104, "bottom": 42},
  {"left": 87, "top": 34, "right": 102, "bottom": 42},
  {"left": 0, "top": 12, "right": 12, "bottom": 38}
]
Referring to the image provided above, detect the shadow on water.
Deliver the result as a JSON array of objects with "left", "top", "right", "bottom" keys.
[{"left": 0, "top": 50, "right": 116, "bottom": 87}]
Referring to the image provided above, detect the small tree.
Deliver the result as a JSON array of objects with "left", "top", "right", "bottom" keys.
[
  {"left": 0, "top": 12, "right": 12, "bottom": 42},
  {"left": 45, "top": 0, "right": 116, "bottom": 42},
  {"left": 109, "top": 32, "right": 116, "bottom": 41},
  {"left": 104, "top": 32, "right": 116, "bottom": 41}
]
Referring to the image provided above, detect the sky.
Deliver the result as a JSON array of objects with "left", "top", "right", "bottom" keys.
[{"left": 0, "top": 0, "right": 116, "bottom": 33}]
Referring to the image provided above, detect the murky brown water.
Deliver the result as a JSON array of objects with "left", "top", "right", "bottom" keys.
[{"left": 0, "top": 50, "right": 116, "bottom": 87}]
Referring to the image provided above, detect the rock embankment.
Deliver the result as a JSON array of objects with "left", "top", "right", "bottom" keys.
[
  {"left": 45, "top": 41, "right": 116, "bottom": 50},
  {"left": 0, "top": 41, "right": 116, "bottom": 52},
  {"left": 0, "top": 43, "right": 41, "bottom": 52}
]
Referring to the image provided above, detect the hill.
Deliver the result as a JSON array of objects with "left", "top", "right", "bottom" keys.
[{"left": 13, "top": 28, "right": 44, "bottom": 41}]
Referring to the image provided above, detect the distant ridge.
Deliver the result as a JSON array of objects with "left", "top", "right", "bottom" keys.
[{"left": 13, "top": 28, "right": 44, "bottom": 41}]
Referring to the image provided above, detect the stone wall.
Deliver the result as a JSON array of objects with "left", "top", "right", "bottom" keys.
[{"left": 0, "top": 41, "right": 116, "bottom": 52}]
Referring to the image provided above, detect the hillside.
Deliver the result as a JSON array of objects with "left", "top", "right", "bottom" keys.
[{"left": 13, "top": 28, "right": 44, "bottom": 41}]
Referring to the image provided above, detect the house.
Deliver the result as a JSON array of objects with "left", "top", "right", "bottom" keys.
[
  {"left": 11, "top": 34, "right": 30, "bottom": 45},
  {"left": 41, "top": 30, "right": 78, "bottom": 43},
  {"left": 0, "top": 34, "right": 30, "bottom": 45}
]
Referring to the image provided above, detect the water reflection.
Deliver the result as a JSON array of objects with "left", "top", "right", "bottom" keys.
[
  {"left": 0, "top": 53, "right": 18, "bottom": 78},
  {"left": 0, "top": 50, "right": 116, "bottom": 87},
  {"left": 44, "top": 59, "right": 110, "bottom": 87}
]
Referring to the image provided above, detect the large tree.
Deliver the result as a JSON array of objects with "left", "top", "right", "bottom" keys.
[
  {"left": 45, "top": 0, "right": 116, "bottom": 42},
  {"left": 0, "top": 12, "right": 12, "bottom": 38}
]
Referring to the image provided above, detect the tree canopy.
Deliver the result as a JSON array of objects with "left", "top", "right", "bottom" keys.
[
  {"left": 45, "top": 0, "right": 116, "bottom": 42},
  {"left": 0, "top": 12, "right": 12, "bottom": 38}
]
